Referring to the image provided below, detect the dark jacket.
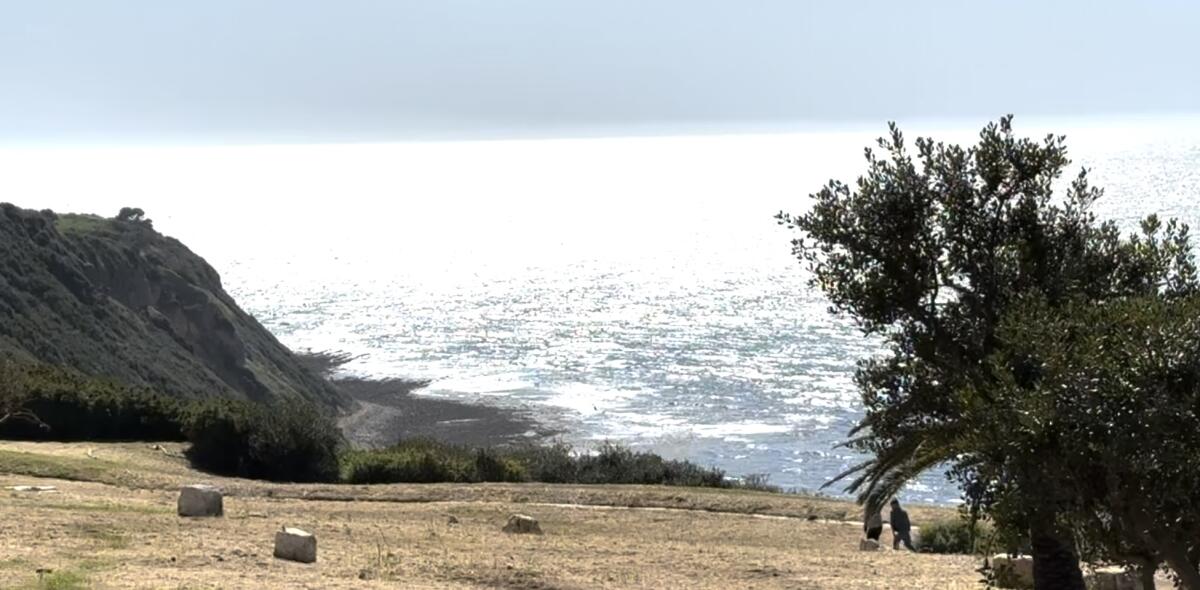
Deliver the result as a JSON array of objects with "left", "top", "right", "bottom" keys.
[{"left": 890, "top": 507, "right": 911, "bottom": 533}]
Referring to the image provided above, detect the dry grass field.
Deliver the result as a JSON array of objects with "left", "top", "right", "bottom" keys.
[{"left": 0, "top": 441, "right": 996, "bottom": 589}]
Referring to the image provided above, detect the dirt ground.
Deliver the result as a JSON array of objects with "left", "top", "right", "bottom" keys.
[{"left": 0, "top": 442, "right": 1074, "bottom": 589}]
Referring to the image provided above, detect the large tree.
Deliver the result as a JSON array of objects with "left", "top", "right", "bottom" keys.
[
  {"left": 983, "top": 294, "right": 1200, "bottom": 588},
  {"left": 777, "top": 116, "right": 1198, "bottom": 589}
]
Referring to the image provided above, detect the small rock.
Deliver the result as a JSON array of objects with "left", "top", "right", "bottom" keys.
[
  {"left": 1086, "top": 566, "right": 1143, "bottom": 590},
  {"left": 859, "top": 539, "right": 882, "bottom": 551},
  {"left": 502, "top": 514, "right": 543, "bottom": 535},
  {"left": 177, "top": 484, "right": 223, "bottom": 517},
  {"left": 274, "top": 527, "right": 317, "bottom": 564},
  {"left": 989, "top": 554, "right": 1035, "bottom": 589},
  {"left": 447, "top": 515, "right": 459, "bottom": 525},
  {"left": 805, "top": 514, "right": 818, "bottom": 521}
]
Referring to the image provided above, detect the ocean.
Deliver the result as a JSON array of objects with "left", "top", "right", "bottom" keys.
[{"left": 5, "top": 116, "right": 1198, "bottom": 503}]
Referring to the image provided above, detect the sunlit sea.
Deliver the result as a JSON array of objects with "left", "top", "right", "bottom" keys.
[{"left": 6, "top": 117, "right": 1198, "bottom": 503}]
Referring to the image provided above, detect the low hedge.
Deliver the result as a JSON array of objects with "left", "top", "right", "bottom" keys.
[
  {"left": 0, "top": 361, "right": 343, "bottom": 482},
  {"left": 918, "top": 518, "right": 995, "bottom": 554},
  {"left": 343, "top": 439, "right": 728, "bottom": 487},
  {"left": 2, "top": 362, "right": 737, "bottom": 489}
]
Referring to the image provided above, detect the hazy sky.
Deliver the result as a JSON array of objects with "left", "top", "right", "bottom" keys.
[{"left": 3, "top": 0, "right": 1199, "bottom": 144}]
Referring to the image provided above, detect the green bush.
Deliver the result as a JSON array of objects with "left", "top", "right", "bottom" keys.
[
  {"left": 340, "top": 439, "right": 526, "bottom": 484},
  {"left": 0, "top": 361, "right": 342, "bottom": 483},
  {"left": 0, "top": 363, "right": 185, "bottom": 441},
  {"left": 1, "top": 363, "right": 737, "bottom": 490},
  {"left": 473, "top": 447, "right": 528, "bottom": 482},
  {"left": 576, "top": 443, "right": 726, "bottom": 487},
  {"left": 918, "top": 518, "right": 994, "bottom": 554},
  {"left": 505, "top": 442, "right": 578, "bottom": 483},
  {"left": 342, "top": 439, "right": 726, "bottom": 487},
  {"left": 183, "top": 399, "right": 342, "bottom": 483}
]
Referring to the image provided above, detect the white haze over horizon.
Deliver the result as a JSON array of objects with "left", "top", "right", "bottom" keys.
[{"left": 3, "top": 114, "right": 1197, "bottom": 275}]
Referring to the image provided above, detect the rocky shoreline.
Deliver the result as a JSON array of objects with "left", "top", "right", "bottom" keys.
[{"left": 299, "top": 352, "right": 557, "bottom": 448}]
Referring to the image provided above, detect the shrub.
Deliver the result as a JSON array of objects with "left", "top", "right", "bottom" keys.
[
  {"left": 340, "top": 439, "right": 727, "bottom": 487},
  {"left": 505, "top": 442, "right": 577, "bottom": 483},
  {"left": 340, "top": 439, "right": 528, "bottom": 484},
  {"left": 575, "top": 442, "right": 726, "bottom": 487},
  {"left": 183, "top": 399, "right": 342, "bottom": 483},
  {"left": 0, "top": 363, "right": 184, "bottom": 441},
  {"left": 918, "top": 518, "right": 994, "bottom": 554},
  {"left": 0, "top": 362, "right": 737, "bottom": 490},
  {"left": 0, "top": 361, "right": 342, "bottom": 482},
  {"left": 473, "top": 447, "right": 527, "bottom": 482}
]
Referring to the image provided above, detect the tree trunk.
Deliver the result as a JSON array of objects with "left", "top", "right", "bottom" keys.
[
  {"left": 1125, "top": 505, "right": 1200, "bottom": 590},
  {"left": 1139, "top": 564, "right": 1157, "bottom": 590},
  {"left": 1030, "top": 525, "right": 1086, "bottom": 590}
]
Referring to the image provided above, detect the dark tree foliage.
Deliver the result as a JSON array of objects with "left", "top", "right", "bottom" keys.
[
  {"left": 0, "top": 361, "right": 45, "bottom": 430},
  {"left": 116, "top": 206, "right": 149, "bottom": 225},
  {"left": 0, "top": 362, "right": 184, "bottom": 441},
  {"left": 984, "top": 296, "right": 1200, "bottom": 589},
  {"left": 0, "top": 361, "right": 344, "bottom": 483},
  {"left": 778, "top": 117, "right": 1199, "bottom": 589}
]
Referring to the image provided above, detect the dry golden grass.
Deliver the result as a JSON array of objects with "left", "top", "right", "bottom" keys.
[{"left": 0, "top": 442, "right": 985, "bottom": 589}]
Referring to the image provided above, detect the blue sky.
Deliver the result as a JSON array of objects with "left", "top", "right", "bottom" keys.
[{"left": 3, "top": 0, "right": 1199, "bottom": 144}]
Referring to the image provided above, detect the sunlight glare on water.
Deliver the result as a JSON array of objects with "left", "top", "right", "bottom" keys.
[{"left": 4, "top": 117, "right": 1198, "bottom": 503}]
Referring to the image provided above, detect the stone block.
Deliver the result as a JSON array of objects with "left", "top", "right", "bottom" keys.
[
  {"left": 274, "top": 527, "right": 317, "bottom": 563},
  {"left": 177, "top": 484, "right": 223, "bottom": 517}
]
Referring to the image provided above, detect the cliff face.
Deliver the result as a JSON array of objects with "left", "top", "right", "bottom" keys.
[{"left": 0, "top": 204, "right": 346, "bottom": 409}]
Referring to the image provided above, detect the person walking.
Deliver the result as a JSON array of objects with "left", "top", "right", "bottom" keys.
[
  {"left": 889, "top": 499, "right": 915, "bottom": 551},
  {"left": 863, "top": 506, "right": 883, "bottom": 542}
]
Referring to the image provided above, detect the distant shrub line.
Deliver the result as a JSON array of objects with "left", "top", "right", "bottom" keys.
[
  {"left": 0, "top": 362, "right": 762, "bottom": 490},
  {"left": 341, "top": 440, "right": 731, "bottom": 487},
  {"left": 0, "top": 362, "right": 342, "bottom": 482}
]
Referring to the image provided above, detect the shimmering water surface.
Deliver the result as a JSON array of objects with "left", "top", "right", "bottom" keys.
[{"left": 7, "top": 118, "right": 1198, "bottom": 503}]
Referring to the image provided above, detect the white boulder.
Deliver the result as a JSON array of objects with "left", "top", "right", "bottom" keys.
[
  {"left": 1086, "top": 567, "right": 1143, "bottom": 590},
  {"left": 990, "top": 554, "right": 1035, "bottom": 589},
  {"left": 274, "top": 527, "right": 317, "bottom": 563},
  {"left": 502, "top": 514, "right": 543, "bottom": 535},
  {"left": 177, "top": 484, "right": 223, "bottom": 517}
]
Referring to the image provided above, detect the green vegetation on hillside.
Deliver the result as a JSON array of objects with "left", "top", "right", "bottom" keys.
[
  {"left": 0, "top": 204, "right": 344, "bottom": 409},
  {"left": 0, "top": 362, "right": 747, "bottom": 489}
]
